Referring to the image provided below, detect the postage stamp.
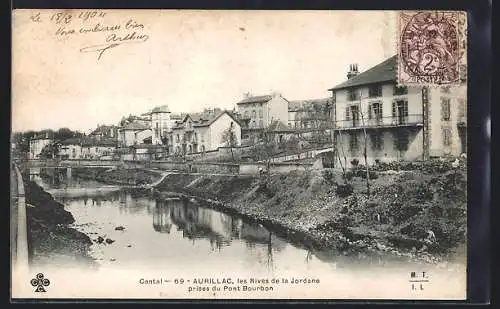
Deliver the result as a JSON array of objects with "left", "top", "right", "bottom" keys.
[{"left": 397, "top": 11, "right": 466, "bottom": 86}]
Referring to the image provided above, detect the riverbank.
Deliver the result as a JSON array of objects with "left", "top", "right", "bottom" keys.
[
  {"left": 22, "top": 175, "right": 97, "bottom": 268},
  {"left": 72, "top": 167, "right": 162, "bottom": 185},
  {"left": 72, "top": 159, "right": 467, "bottom": 264}
]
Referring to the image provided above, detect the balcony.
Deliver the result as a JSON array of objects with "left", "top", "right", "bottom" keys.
[{"left": 335, "top": 114, "right": 423, "bottom": 130}]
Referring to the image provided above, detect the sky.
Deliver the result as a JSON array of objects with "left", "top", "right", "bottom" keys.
[{"left": 12, "top": 10, "right": 397, "bottom": 133}]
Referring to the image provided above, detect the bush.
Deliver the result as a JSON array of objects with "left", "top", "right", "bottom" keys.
[
  {"left": 322, "top": 169, "right": 337, "bottom": 184},
  {"left": 336, "top": 183, "right": 353, "bottom": 197},
  {"left": 350, "top": 158, "right": 359, "bottom": 167}
]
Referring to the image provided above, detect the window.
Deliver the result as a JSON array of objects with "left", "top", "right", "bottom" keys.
[
  {"left": 369, "top": 85, "right": 382, "bottom": 98},
  {"left": 392, "top": 100, "right": 409, "bottom": 123},
  {"left": 244, "top": 111, "right": 249, "bottom": 118},
  {"left": 393, "top": 129, "right": 410, "bottom": 152},
  {"left": 458, "top": 99, "right": 466, "bottom": 118},
  {"left": 370, "top": 132, "right": 384, "bottom": 151},
  {"left": 288, "top": 122, "right": 292, "bottom": 128},
  {"left": 259, "top": 120, "right": 263, "bottom": 127},
  {"left": 201, "top": 133, "right": 205, "bottom": 142},
  {"left": 259, "top": 109, "right": 263, "bottom": 117},
  {"left": 176, "top": 134, "right": 179, "bottom": 143},
  {"left": 441, "top": 98, "right": 451, "bottom": 121},
  {"left": 345, "top": 106, "right": 351, "bottom": 121},
  {"left": 349, "top": 133, "right": 359, "bottom": 152},
  {"left": 442, "top": 127, "right": 452, "bottom": 146},
  {"left": 393, "top": 85, "right": 408, "bottom": 95},
  {"left": 252, "top": 110, "right": 257, "bottom": 119},
  {"left": 369, "top": 102, "right": 383, "bottom": 120},
  {"left": 348, "top": 88, "right": 360, "bottom": 101},
  {"left": 201, "top": 145, "right": 205, "bottom": 153}
]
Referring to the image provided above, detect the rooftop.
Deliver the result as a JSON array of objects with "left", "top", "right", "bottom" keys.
[
  {"left": 268, "top": 120, "right": 293, "bottom": 132},
  {"left": 120, "top": 122, "right": 150, "bottom": 131},
  {"left": 172, "top": 110, "right": 241, "bottom": 130},
  {"left": 151, "top": 105, "right": 171, "bottom": 113},
  {"left": 236, "top": 95, "right": 273, "bottom": 105},
  {"left": 328, "top": 55, "right": 397, "bottom": 91}
]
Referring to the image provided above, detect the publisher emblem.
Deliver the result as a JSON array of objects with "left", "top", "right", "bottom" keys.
[{"left": 30, "top": 273, "right": 50, "bottom": 292}]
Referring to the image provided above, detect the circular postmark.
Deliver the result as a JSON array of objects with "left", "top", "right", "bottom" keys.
[{"left": 400, "top": 11, "right": 460, "bottom": 84}]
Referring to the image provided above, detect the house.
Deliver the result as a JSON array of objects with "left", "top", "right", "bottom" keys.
[
  {"left": 130, "top": 144, "right": 165, "bottom": 161},
  {"left": 80, "top": 138, "right": 118, "bottom": 160},
  {"left": 58, "top": 138, "right": 83, "bottom": 159},
  {"left": 287, "top": 98, "right": 333, "bottom": 130},
  {"left": 151, "top": 105, "right": 175, "bottom": 145},
  {"left": 117, "top": 122, "right": 153, "bottom": 147},
  {"left": 29, "top": 132, "right": 53, "bottom": 159},
  {"left": 89, "top": 125, "right": 119, "bottom": 140},
  {"left": 168, "top": 110, "right": 242, "bottom": 155},
  {"left": 236, "top": 92, "right": 289, "bottom": 129},
  {"left": 327, "top": 55, "right": 467, "bottom": 166}
]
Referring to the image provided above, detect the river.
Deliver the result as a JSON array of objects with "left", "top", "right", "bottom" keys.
[{"left": 23, "top": 169, "right": 466, "bottom": 299}]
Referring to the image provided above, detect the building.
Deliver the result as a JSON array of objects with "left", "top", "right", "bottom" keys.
[
  {"left": 89, "top": 125, "right": 119, "bottom": 140},
  {"left": 168, "top": 110, "right": 242, "bottom": 155},
  {"left": 150, "top": 105, "right": 175, "bottom": 145},
  {"left": 117, "top": 122, "right": 153, "bottom": 147},
  {"left": 327, "top": 55, "right": 467, "bottom": 166},
  {"left": 29, "top": 132, "right": 53, "bottom": 159},
  {"left": 236, "top": 92, "right": 289, "bottom": 129},
  {"left": 287, "top": 98, "right": 333, "bottom": 130},
  {"left": 58, "top": 138, "right": 83, "bottom": 159},
  {"left": 80, "top": 138, "right": 118, "bottom": 159},
  {"left": 129, "top": 144, "right": 164, "bottom": 161}
]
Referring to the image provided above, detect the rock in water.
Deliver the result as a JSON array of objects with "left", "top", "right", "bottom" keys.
[
  {"left": 105, "top": 238, "right": 115, "bottom": 244},
  {"left": 96, "top": 236, "right": 104, "bottom": 244},
  {"left": 115, "top": 226, "right": 125, "bottom": 231}
]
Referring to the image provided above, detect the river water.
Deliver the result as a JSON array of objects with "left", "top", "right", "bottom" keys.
[{"left": 24, "top": 169, "right": 466, "bottom": 299}]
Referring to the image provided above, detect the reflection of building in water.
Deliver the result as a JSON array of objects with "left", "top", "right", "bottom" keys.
[
  {"left": 153, "top": 202, "right": 173, "bottom": 233},
  {"left": 168, "top": 200, "right": 232, "bottom": 247}
]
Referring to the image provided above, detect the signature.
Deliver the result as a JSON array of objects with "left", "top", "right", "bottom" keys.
[{"left": 79, "top": 31, "right": 149, "bottom": 60}]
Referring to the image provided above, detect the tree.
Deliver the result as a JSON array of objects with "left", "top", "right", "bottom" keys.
[
  {"left": 39, "top": 141, "right": 61, "bottom": 159},
  {"left": 221, "top": 122, "right": 238, "bottom": 162},
  {"left": 55, "top": 127, "right": 75, "bottom": 141},
  {"left": 354, "top": 93, "right": 371, "bottom": 198}
]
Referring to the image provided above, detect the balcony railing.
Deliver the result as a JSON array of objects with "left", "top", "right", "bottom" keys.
[{"left": 335, "top": 114, "right": 423, "bottom": 129}]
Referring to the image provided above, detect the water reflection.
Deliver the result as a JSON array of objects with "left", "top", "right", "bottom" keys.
[{"left": 28, "top": 170, "right": 449, "bottom": 273}]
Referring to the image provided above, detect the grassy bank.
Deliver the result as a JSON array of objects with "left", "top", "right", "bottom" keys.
[
  {"left": 72, "top": 167, "right": 162, "bottom": 185},
  {"left": 22, "top": 176, "right": 97, "bottom": 268},
  {"left": 153, "top": 159, "right": 466, "bottom": 263}
]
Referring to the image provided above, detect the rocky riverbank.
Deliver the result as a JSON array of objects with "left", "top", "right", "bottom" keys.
[
  {"left": 152, "top": 159, "right": 466, "bottom": 264},
  {"left": 22, "top": 175, "right": 97, "bottom": 268},
  {"left": 72, "top": 167, "right": 162, "bottom": 185},
  {"left": 70, "top": 159, "right": 467, "bottom": 264}
]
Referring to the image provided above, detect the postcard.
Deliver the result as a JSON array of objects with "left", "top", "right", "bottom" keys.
[{"left": 11, "top": 9, "right": 468, "bottom": 300}]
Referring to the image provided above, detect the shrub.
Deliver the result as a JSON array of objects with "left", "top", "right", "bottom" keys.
[
  {"left": 350, "top": 158, "right": 359, "bottom": 167},
  {"left": 336, "top": 183, "right": 353, "bottom": 197},
  {"left": 322, "top": 169, "right": 337, "bottom": 184}
]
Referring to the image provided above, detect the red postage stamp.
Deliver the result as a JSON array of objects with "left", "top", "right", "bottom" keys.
[{"left": 398, "top": 11, "right": 466, "bottom": 86}]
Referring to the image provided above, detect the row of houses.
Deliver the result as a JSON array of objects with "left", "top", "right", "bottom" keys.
[{"left": 29, "top": 54, "right": 467, "bottom": 164}]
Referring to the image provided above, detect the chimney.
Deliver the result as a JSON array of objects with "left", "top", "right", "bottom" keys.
[{"left": 347, "top": 63, "right": 359, "bottom": 80}]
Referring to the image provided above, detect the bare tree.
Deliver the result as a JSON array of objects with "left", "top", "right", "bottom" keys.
[
  {"left": 221, "top": 122, "right": 238, "bottom": 162},
  {"left": 355, "top": 93, "right": 370, "bottom": 197}
]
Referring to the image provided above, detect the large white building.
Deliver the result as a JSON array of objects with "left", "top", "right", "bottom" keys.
[
  {"left": 168, "top": 110, "right": 241, "bottom": 155},
  {"left": 117, "top": 122, "right": 153, "bottom": 147},
  {"left": 236, "top": 93, "right": 289, "bottom": 129},
  {"left": 151, "top": 105, "right": 176, "bottom": 145},
  {"left": 29, "top": 132, "right": 53, "bottom": 159},
  {"left": 328, "top": 55, "right": 467, "bottom": 165}
]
